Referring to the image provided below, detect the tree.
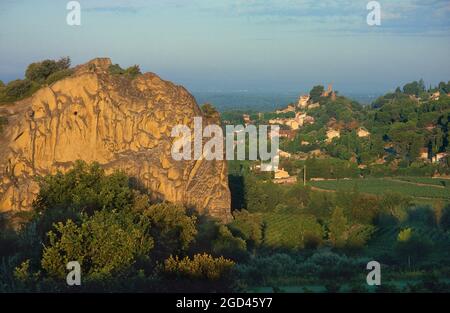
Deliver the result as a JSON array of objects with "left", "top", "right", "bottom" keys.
[
  {"left": 211, "top": 225, "right": 247, "bottom": 261},
  {"left": 164, "top": 253, "right": 234, "bottom": 280},
  {"left": 108, "top": 64, "right": 125, "bottom": 75},
  {"left": 387, "top": 123, "right": 424, "bottom": 162},
  {"left": 328, "top": 207, "right": 348, "bottom": 248},
  {"left": 378, "top": 192, "right": 411, "bottom": 222},
  {"left": 440, "top": 205, "right": 450, "bottom": 231},
  {"left": 201, "top": 103, "right": 219, "bottom": 118},
  {"left": 45, "top": 68, "right": 74, "bottom": 85},
  {"left": 162, "top": 253, "right": 236, "bottom": 292},
  {"left": 25, "top": 57, "right": 71, "bottom": 83},
  {"left": 32, "top": 160, "right": 135, "bottom": 237},
  {"left": 143, "top": 203, "right": 197, "bottom": 259},
  {"left": 124, "top": 65, "right": 141, "bottom": 78},
  {"left": 57, "top": 57, "right": 71, "bottom": 70},
  {"left": 431, "top": 128, "right": 444, "bottom": 161},
  {"left": 310, "top": 85, "right": 325, "bottom": 103},
  {"left": 345, "top": 224, "right": 375, "bottom": 250},
  {"left": 396, "top": 228, "right": 432, "bottom": 266},
  {"left": 3, "top": 79, "right": 32, "bottom": 100},
  {"left": 244, "top": 175, "right": 269, "bottom": 212},
  {"left": 403, "top": 80, "right": 425, "bottom": 97},
  {"left": 284, "top": 184, "right": 311, "bottom": 209},
  {"left": 0, "top": 212, "right": 17, "bottom": 259},
  {"left": 41, "top": 209, "right": 153, "bottom": 280},
  {"left": 297, "top": 215, "right": 324, "bottom": 249},
  {"left": 229, "top": 210, "right": 263, "bottom": 249}
]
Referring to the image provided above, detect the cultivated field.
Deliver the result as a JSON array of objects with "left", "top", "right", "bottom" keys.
[{"left": 309, "top": 177, "right": 450, "bottom": 202}]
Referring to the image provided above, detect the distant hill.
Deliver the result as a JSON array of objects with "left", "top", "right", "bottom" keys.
[{"left": 193, "top": 91, "right": 300, "bottom": 112}]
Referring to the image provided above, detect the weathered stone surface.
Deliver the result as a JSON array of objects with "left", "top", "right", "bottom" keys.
[{"left": 0, "top": 58, "right": 232, "bottom": 222}]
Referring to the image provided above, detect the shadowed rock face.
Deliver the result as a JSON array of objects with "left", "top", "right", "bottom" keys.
[{"left": 0, "top": 58, "right": 232, "bottom": 222}]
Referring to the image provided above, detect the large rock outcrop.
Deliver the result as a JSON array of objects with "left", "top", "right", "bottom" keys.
[{"left": 0, "top": 58, "right": 232, "bottom": 222}]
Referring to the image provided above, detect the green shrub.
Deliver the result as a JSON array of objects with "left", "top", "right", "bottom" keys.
[
  {"left": 212, "top": 225, "right": 248, "bottom": 261},
  {"left": 396, "top": 228, "right": 433, "bottom": 265},
  {"left": 0, "top": 58, "right": 72, "bottom": 103},
  {"left": 229, "top": 210, "right": 263, "bottom": 249},
  {"left": 163, "top": 253, "right": 234, "bottom": 281},
  {"left": 0, "top": 212, "right": 18, "bottom": 258},
  {"left": 2, "top": 79, "right": 33, "bottom": 101},
  {"left": 108, "top": 64, "right": 141, "bottom": 79},
  {"left": 345, "top": 224, "right": 376, "bottom": 250},
  {"left": 124, "top": 65, "right": 141, "bottom": 78},
  {"left": 300, "top": 250, "right": 368, "bottom": 281},
  {"left": 143, "top": 203, "right": 197, "bottom": 259},
  {"left": 25, "top": 57, "right": 70, "bottom": 83},
  {"left": 201, "top": 103, "right": 219, "bottom": 118},
  {"left": 41, "top": 209, "right": 153, "bottom": 280},
  {"left": 32, "top": 160, "right": 135, "bottom": 238},
  {"left": 45, "top": 69, "right": 74, "bottom": 85},
  {"left": 162, "top": 253, "right": 236, "bottom": 292},
  {"left": 235, "top": 253, "right": 299, "bottom": 285},
  {"left": 108, "top": 64, "right": 125, "bottom": 75},
  {"left": 440, "top": 205, "right": 450, "bottom": 231}
]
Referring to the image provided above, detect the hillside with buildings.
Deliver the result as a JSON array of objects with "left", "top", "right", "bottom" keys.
[{"left": 222, "top": 81, "right": 450, "bottom": 183}]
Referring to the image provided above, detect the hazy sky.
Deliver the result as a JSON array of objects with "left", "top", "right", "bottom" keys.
[{"left": 0, "top": 0, "right": 449, "bottom": 94}]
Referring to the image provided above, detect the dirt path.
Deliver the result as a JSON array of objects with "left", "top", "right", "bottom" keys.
[
  {"left": 309, "top": 185, "right": 448, "bottom": 201},
  {"left": 386, "top": 178, "right": 446, "bottom": 189},
  {"left": 309, "top": 186, "right": 336, "bottom": 193}
]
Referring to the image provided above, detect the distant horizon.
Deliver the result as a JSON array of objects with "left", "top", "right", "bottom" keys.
[
  {"left": 0, "top": 56, "right": 435, "bottom": 99},
  {"left": 1, "top": 0, "right": 449, "bottom": 93},
  {"left": 193, "top": 90, "right": 381, "bottom": 112}
]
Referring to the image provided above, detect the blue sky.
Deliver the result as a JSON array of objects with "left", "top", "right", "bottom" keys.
[{"left": 0, "top": 0, "right": 449, "bottom": 94}]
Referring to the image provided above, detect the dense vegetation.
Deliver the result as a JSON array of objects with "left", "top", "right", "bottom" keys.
[
  {"left": 0, "top": 162, "right": 238, "bottom": 292},
  {"left": 108, "top": 63, "right": 142, "bottom": 79},
  {"left": 227, "top": 161, "right": 450, "bottom": 292},
  {"left": 315, "top": 82, "right": 448, "bottom": 170},
  {"left": 2, "top": 161, "right": 449, "bottom": 292},
  {"left": 0, "top": 58, "right": 147, "bottom": 106},
  {"left": 0, "top": 57, "right": 73, "bottom": 104}
]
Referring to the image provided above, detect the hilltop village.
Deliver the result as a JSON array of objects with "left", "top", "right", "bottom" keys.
[{"left": 222, "top": 82, "right": 450, "bottom": 184}]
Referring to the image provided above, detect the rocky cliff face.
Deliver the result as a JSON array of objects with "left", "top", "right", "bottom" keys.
[{"left": 0, "top": 58, "right": 232, "bottom": 222}]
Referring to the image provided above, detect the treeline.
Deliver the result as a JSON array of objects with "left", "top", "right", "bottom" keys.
[
  {"left": 0, "top": 57, "right": 73, "bottom": 104},
  {"left": 0, "top": 58, "right": 146, "bottom": 105},
  {"left": 277, "top": 157, "right": 449, "bottom": 180}
]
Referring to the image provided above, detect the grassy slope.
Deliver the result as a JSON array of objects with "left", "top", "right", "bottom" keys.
[{"left": 309, "top": 177, "right": 450, "bottom": 201}]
